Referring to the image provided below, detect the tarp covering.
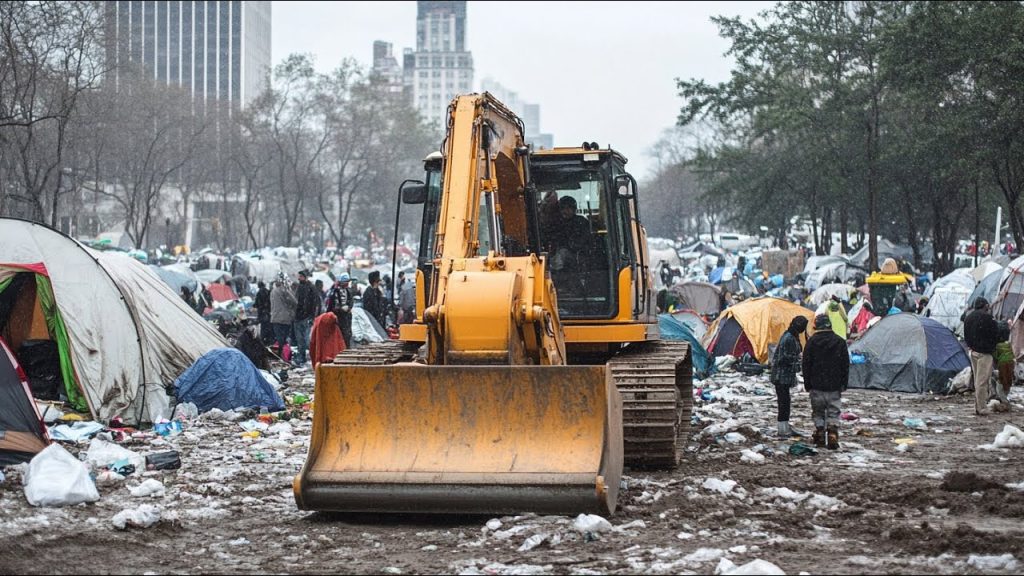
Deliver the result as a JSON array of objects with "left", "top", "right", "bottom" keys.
[
  {"left": 670, "top": 309, "right": 708, "bottom": 341},
  {"left": 0, "top": 337, "right": 49, "bottom": 465},
  {"left": 658, "top": 313, "right": 714, "bottom": 379},
  {"left": 0, "top": 218, "right": 227, "bottom": 424},
  {"left": 969, "top": 270, "right": 1002, "bottom": 310},
  {"left": 849, "top": 314, "right": 969, "bottom": 394},
  {"left": 703, "top": 297, "right": 815, "bottom": 363},
  {"left": 669, "top": 282, "right": 721, "bottom": 316},
  {"left": 923, "top": 268, "right": 974, "bottom": 299},
  {"left": 808, "top": 283, "right": 857, "bottom": 306},
  {"left": 174, "top": 348, "right": 285, "bottom": 413},
  {"left": 923, "top": 285, "right": 972, "bottom": 331},
  {"left": 149, "top": 265, "right": 198, "bottom": 295}
]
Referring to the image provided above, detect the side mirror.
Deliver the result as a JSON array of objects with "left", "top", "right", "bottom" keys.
[
  {"left": 615, "top": 174, "right": 636, "bottom": 198},
  {"left": 401, "top": 181, "right": 426, "bottom": 205}
]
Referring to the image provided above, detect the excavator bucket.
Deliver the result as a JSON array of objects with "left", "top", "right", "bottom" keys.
[{"left": 294, "top": 363, "right": 623, "bottom": 515}]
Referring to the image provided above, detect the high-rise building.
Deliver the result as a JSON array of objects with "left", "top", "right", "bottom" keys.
[
  {"left": 408, "top": 1, "right": 474, "bottom": 127},
  {"left": 371, "top": 41, "right": 405, "bottom": 95},
  {"left": 104, "top": 1, "right": 272, "bottom": 107}
]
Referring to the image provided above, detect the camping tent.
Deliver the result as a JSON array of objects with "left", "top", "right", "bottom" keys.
[
  {"left": 849, "top": 238, "right": 934, "bottom": 270},
  {"left": 923, "top": 268, "right": 975, "bottom": 299},
  {"left": 805, "top": 261, "right": 865, "bottom": 292},
  {"left": 0, "top": 218, "right": 227, "bottom": 424},
  {"left": 703, "top": 297, "right": 815, "bottom": 363},
  {"left": 968, "top": 269, "right": 1002, "bottom": 310},
  {"left": 971, "top": 261, "right": 1004, "bottom": 284},
  {"left": 923, "top": 285, "right": 972, "bottom": 331},
  {"left": 849, "top": 314, "right": 968, "bottom": 393},
  {"left": 993, "top": 255, "right": 1024, "bottom": 322},
  {"left": 149, "top": 265, "right": 199, "bottom": 295},
  {"left": 0, "top": 336, "right": 49, "bottom": 465},
  {"left": 174, "top": 348, "right": 285, "bottom": 413},
  {"left": 808, "top": 283, "right": 857, "bottom": 306},
  {"left": 670, "top": 309, "right": 708, "bottom": 341},
  {"left": 658, "top": 314, "right": 714, "bottom": 379},
  {"left": 669, "top": 281, "right": 721, "bottom": 317}
]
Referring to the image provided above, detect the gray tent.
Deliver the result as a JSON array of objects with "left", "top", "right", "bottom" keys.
[
  {"left": 849, "top": 314, "right": 969, "bottom": 394},
  {"left": 669, "top": 281, "right": 721, "bottom": 317}
]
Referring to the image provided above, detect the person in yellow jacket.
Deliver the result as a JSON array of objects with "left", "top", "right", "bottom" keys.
[{"left": 827, "top": 295, "right": 849, "bottom": 340}]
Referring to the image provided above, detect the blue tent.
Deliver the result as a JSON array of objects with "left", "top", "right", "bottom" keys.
[
  {"left": 174, "top": 348, "right": 285, "bottom": 412},
  {"left": 849, "top": 314, "right": 968, "bottom": 394},
  {"left": 658, "top": 314, "right": 715, "bottom": 380}
]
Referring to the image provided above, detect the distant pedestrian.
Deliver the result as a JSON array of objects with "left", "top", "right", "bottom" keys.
[
  {"left": 362, "top": 270, "right": 389, "bottom": 329},
  {"left": 802, "top": 314, "right": 849, "bottom": 450},
  {"left": 964, "top": 298, "right": 1009, "bottom": 415},
  {"left": 326, "top": 273, "right": 356, "bottom": 347},
  {"left": 270, "top": 277, "right": 297, "bottom": 356},
  {"left": 770, "top": 315, "right": 809, "bottom": 439},
  {"left": 398, "top": 276, "right": 416, "bottom": 325},
  {"left": 313, "top": 279, "right": 326, "bottom": 315},
  {"left": 826, "top": 295, "right": 848, "bottom": 340},
  {"left": 292, "top": 270, "right": 319, "bottom": 366},
  {"left": 255, "top": 281, "right": 272, "bottom": 344}
]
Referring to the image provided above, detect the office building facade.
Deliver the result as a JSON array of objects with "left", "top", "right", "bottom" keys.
[
  {"left": 104, "top": 0, "right": 271, "bottom": 107},
  {"left": 408, "top": 1, "right": 474, "bottom": 126}
]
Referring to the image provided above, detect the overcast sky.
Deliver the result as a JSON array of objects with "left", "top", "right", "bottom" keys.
[{"left": 272, "top": 1, "right": 774, "bottom": 178}]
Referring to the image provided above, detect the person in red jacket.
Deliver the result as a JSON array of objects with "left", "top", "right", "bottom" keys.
[{"left": 309, "top": 306, "right": 347, "bottom": 367}]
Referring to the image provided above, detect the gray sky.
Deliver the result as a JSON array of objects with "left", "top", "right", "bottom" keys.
[{"left": 272, "top": 1, "right": 774, "bottom": 178}]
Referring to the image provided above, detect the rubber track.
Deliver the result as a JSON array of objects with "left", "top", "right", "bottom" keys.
[{"left": 608, "top": 340, "right": 693, "bottom": 469}]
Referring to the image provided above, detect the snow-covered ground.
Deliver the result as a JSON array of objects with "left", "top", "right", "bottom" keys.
[{"left": 3, "top": 367, "right": 1024, "bottom": 574}]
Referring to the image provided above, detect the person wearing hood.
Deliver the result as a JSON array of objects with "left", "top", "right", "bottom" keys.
[
  {"left": 770, "top": 315, "right": 810, "bottom": 439},
  {"left": 827, "top": 295, "right": 849, "bottom": 340},
  {"left": 802, "top": 314, "right": 849, "bottom": 450}
]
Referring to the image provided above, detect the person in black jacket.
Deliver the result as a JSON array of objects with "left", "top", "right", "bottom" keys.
[
  {"left": 964, "top": 297, "right": 1007, "bottom": 415},
  {"left": 292, "top": 270, "right": 320, "bottom": 366},
  {"left": 802, "top": 314, "right": 849, "bottom": 450},
  {"left": 254, "top": 281, "right": 272, "bottom": 344},
  {"left": 770, "top": 316, "right": 810, "bottom": 439},
  {"left": 362, "top": 270, "right": 389, "bottom": 330}
]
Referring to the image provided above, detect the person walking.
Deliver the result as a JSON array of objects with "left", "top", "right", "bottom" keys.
[
  {"left": 326, "top": 273, "right": 356, "bottom": 348},
  {"left": 292, "top": 270, "right": 319, "bottom": 366},
  {"left": 362, "top": 270, "right": 389, "bottom": 329},
  {"left": 826, "top": 295, "right": 849, "bottom": 340},
  {"left": 270, "top": 277, "right": 297, "bottom": 358},
  {"left": 254, "top": 281, "right": 272, "bottom": 344},
  {"left": 770, "top": 316, "right": 810, "bottom": 439},
  {"left": 802, "top": 314, "right": 849, "bottom": 450},
  {"left": 964, "top": 298, "right": 1008, "bottom": 415}
]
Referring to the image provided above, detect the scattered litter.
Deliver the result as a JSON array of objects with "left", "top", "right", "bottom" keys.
[
  {"left": 86, "top": 438, "right": 146, "bottom": 473},
  {"left": 893, "top": 437, "right": 917, "bottom": 445},
  {"left": 685, "top": 548, "right": 724, "bottom": 563},
  {"left": 715, "top": 558, "right": 786, "bottom": 575},
  {"left": 485, "top": 519, "right": 502, "bottom": 531},
  {"left": 723, "top": 432, "right": 746, "bottom": 443},
  {"left": 517, "top": 533, "right": 549, "bottom": 552},
  {"left": 48, "top": 421, "right": 105, "bottom": 442},
  {"left": 840, "top": 412, "right": 859, "bottom": 421},
  {"left": 992, "top": 425, "right": 1024, "bottom": 449},
  {"left": 172, "top": 402, "right": 199, "bottom": 421},
  {"left": 740, "top": 449, "right": 765, "bottom": 464},
  {"left": 902, "top": 418, "right": 927, "bottom": 430},
  {"left": 572, "top": 513, "right": 613, "bottom": 534},
  {"left": 895, "top": 443, "right": 912, "bottom": 453},
  {"left": 95, "top": 471, "right": 126, "bottom": 487},
  {"left": 967, "top": 554, "right": 1018, "bottom": 572},
  {"left": 112, "top": 504, "right": 162, "bottom": 530},
  {"left": 23, "top": 443, "right": 100, "bottom": 507},
  {"left": 145, "top": 451, "right": 181, "bottom": 471},
  {"left": 128, "top": 479, "right": 166, "bottom": 498},
  {"left": 788, "top": 442, "right": 818, "bottom": 456},
  {"left": 702, "top": 478, "right": 738, "bottom": 495}
]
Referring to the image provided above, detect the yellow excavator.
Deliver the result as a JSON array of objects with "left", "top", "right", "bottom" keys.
[{"left": 293, "top": 93, "right": 691, "bottom": 515}]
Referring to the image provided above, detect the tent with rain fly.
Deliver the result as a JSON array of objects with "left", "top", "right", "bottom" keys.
[
  {"left": 805, "top": 261, "right": 865, "bottom": 292},
  {"left": 849, "top": 314, "right": 969, "bottom": 393},
  {"left": 0, "top": 336, "right": 49, "bottom": 465},
  {"left": 668, "top": 281, "right": 721, "bottom": 317},
  {"left": 923, "top": 268, "right": 975, "bottom": 299},
  {"left": 993, "top": 255, "right": 1024, "bottom": 322},
  {"left": 670, "top": 309, "right": 708, "bottom": 341},
  {"left": 808, "top": 283, "right": 857, "bottom": 306},
  {"left": 971, "top": 261, "right": 1004, "bottom": 284},
  {"left": 968, "top": 270, "right": 1002, "bottom": 310},
  {"left": 0, "top": 218, "right": 228, "bottom": 424},
  {"left": 703, "top": 297, "right": 815, "bottom": 364},
  {"left": 658, "top": 313, "right": 714, "bottom": 379},
  {"left": 923, "top": 285, "right": 972, "bottom": 331}
]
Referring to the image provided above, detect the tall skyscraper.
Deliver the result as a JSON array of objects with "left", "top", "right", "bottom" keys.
[
  {"left": 372, "top": 41, "right": 405, "bottom": 95},
  {"left": 409, "top": 1, "right": 474, "bottom": 126},
  {"left": 104, "top": 1, "right": 271, "bottom": 107}
]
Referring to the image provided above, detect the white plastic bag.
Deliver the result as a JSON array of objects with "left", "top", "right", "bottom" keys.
[
  {"left": 171, "top": 402, "right": 199, "bottom": 421},
  {"left": 86, "top": 438, "right": 146, "bottom": 473},
  {"left": 23, "top": 444, "right": 100, "bottom": 507}
]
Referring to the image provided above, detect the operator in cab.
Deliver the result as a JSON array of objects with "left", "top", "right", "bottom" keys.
[{"left": 541, "top": 194, "right": 591, "bottom": 272}]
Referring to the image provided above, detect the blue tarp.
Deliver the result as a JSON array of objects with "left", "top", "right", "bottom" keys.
[
  {"left": 174, "top": 348, "right": 285, "bottom": 412},
  {"left": 658, "top": 314, "right": 715, "bottom": 380}
]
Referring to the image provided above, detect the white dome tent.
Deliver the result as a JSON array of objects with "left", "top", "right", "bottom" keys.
[{"left": 0, "top": 218, "right": 227, "bottom": 424}]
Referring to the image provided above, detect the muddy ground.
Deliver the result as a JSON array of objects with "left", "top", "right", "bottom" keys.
[{"left": 3, "top": 367, "right": 1024, "bottom": 575}]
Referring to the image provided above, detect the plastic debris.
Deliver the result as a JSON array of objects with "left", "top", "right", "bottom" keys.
[
  {"left": 95, "top": 471, "right": 126, "bottom": 487},
  {"left": 902, "top": 418, "right": 927, "bottom": 430},
  {"left": 128, "top": 479, "right": 166, "bottom": 498},
  {"left": 112, "top": 504, "right": 162, "bottom": 530},
  {"left": 23, "top": 444, "right": 100, "bottom": 507},
  {"left": 517, "top": 533, "right": 549, "bottom": 552},
  {"left": 172, "top": 402, "right": 199, "bottom": 421},
  {"left": 715, "top": 558, "right": 786, "bottom": 575},
  {"left": 572, "top": 513, "right": 613, "bottom": 534},
  {"left": 145, "top": 451, "right": 181, "bottom": 470},
  {"left": 48, "top": 421, "right": 105, "bottom": 442},
  {"left": 993, "top": 425, "right": 1024, "bottom": 449},
  {"left": 840, "top": 411, "right": 859, "bottom": 421},
  {"left": 967, "top": 554, "right": 1018, "bottom": 572},
  {"left": 740, "top": 449, "right": 766, "bottom": 464},
  {"left": 788, "top": 442, "right": 818, "bottom": 456}
]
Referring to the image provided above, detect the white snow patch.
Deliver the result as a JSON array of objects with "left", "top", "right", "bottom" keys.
[
  {"left": 112, "top": 504, "right": 161, "bottom": 530},
  {"left": 128, "top": 479, "right": 165, "bottom": 498}
]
